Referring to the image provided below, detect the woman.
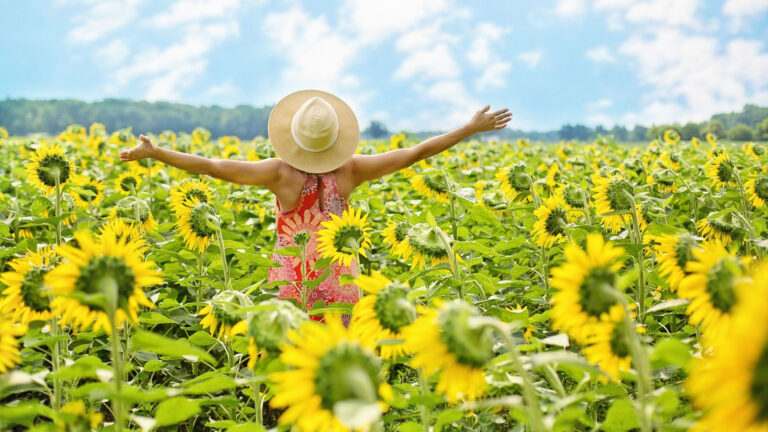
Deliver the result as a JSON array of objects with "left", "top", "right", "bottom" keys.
[{"left": 120, "top": 89, "right": 511, "bottom": 313}]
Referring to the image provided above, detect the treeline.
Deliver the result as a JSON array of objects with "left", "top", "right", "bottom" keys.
[
  {"left": 2, "top": 98, "right": 767, "bottom": 142},
  {"left": 0, "top": 98, "right": 273, "bottom": 138}
]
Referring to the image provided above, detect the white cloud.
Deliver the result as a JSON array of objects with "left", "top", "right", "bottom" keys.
[
  {"left": 465, "top": 23, "right": 512, "bottom": 90},
  {"left": 476, "top": 62, "right": 512, "bottom": 90},
  {"left": 723, "top": 0, "right": 768, "bottom": 16},
  {"left": 341, "top": 0, "right": 453, "bottom": 44},
  {"left": 589, "top": 98, "right": 614, "bottom": 109},
  {"left": 67, "top": 0, "right": 142, "bottom": 43},
  {"left": 594, "top": 0, "right": 702, "bottom": 28},
  {"left": 96, "top": 40, "right": 130, "bottom": 67},
  {"left": 395, "top": 44, "right": 460, "bottom": 81},
  {"left": 206, "top": 81, "right": 237, "bottom": 97},
  {"left": 518, "top": 51, "right": 542, "bottom": 68},
  {"left": 618, "top": 29, "right": 768, "bottom": 124},
  {"left": 146, "top": 0, "right": 240, "bottom": 28},
  {"left": 586, "top": 46, "right": 615, "bottom": 63},
  {"left": 554, "top": 0, "right": 587, "bottom": 17}
]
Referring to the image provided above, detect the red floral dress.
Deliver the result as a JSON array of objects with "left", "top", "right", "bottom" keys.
[{"left": 268, "top": 173, "right": 359, "bottom": 319}]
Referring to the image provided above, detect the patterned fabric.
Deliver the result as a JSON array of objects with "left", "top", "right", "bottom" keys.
[{"left": 269, "top": 173, "right": 359, "bottom": 319}]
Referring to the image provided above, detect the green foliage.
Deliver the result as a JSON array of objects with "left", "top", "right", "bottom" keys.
[{"left": 727, "top": 123, "right": 755, "bottom": 141}]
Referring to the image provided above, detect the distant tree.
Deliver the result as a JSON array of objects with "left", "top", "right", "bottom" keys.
[
  {"left": 631, "top": 125, "right": 648, "bottom": 142},
  {"left": 559, "top": 124, "right": 594, "bottom": 141},
  {"left": 680, "top": 122, "right": 701, "bottom": 140},
  {"left": 363, "top": 121, "right": 390, "bottom": 139},
  {"left": 610, "top": 125, "right": 629, "bottom": 141},
  {"left": 758, "top": 118, "right": 768, "bottom": 141},
  {"left": 728, "top": 124, "right": 754, "bottom": 141},
  {"left": 701, "top": 120, "right": 726, "bottom": 139}
]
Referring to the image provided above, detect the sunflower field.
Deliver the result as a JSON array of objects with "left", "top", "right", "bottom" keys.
[{"left": 1, "top": 123, "right": 768, "bottom": 432}]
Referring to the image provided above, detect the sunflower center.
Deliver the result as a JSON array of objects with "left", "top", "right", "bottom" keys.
[
  {"left": 185, "top": 189, "right": 208, "bottom": 204},
  {"left": 606, "top": 179, "right": 633, "bottom": 211},
  {"left": 37, "top": 155, "right": 71, "bottom": 187},
  {"left": 293, "top": 230, "right": 310, "bottom": 246},
  {"left": 716, "top": 160, "right": 734, "bottom": 183},
  {"left": 372, "top": 283, "right": 415, "bottom": 333},
  {"left": 120, "top": 176, "right": 138, "bottom": 193},
  {"left": 751, "top": 341, "right": 768, "bottom": 421},
  {"left": 545, "top": 207, "right": 567, "bottom": 236},
  {"left": 78, "top": 184, "right": 99, "bottom": 202},
  {"left": 563, "top": 185, "right": 584, "bottom": 208},
  {"left": 422, "top": 175, "right": 448, "bottom": 193},
  {"left": 332, "top": 225, "right": 364, "bottom": 253},
  {"left": 20, "top": 266, "right": 53, "bottom": 312},
  {"left": 188, "top": 203, "right": 217, "bottom": 237},
  {"left": 753, "top": 144, "right": 766, "bottom": 156},
  {"left": 755, "top": 178, "right": 768, "bottom": 200},
  {"left": 705, "top": 258, "right": 740, "bottom": 313},
  {"left": 578, "top": 266, "right": 619, "bottom": 317},
  {"left": 76, "top": 256, "right": 136, "bottom": 311},
  {"left": 394, "top": 222, "right": 409, "bottom": 242},
  {"left": 673, "top": 235, "right": 697, "bottom": 272},
  {"left": 407, "top": 224, "right": 447, "bottom": 258},
  {"left": 314, "top": 344, "right": 381, "bottom": 410},
  {"left": 608, "top": 321, "right": 630, "bottom": 358},
  {"left": 507, "top": 168, "right": 531, "bottom": 192},
  {"left": 437, "top": 303, "right": 494, "bottom": 368}
]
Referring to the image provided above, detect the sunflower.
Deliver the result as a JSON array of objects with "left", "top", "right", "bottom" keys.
[
  {"left": 678, "top": 241, "right": 745, "bottom": 336},
  {"left": 696, "top": 215, "right": 738, "bottom": 246},
  {"left": 175, "top": 199, "right": 218, "bottom": 253},
  {"left": 169, "top": 178, "right": 214, "bottom": 216},
  {"left": 405, "top": 223, "right": 451, "bottom": 270},
  {"left": 582, "top": 308, "right": 632, "bottom": 381},
  {"left": 402, "top": 300, "right": 491, "bottom": 402},
  {"left": 662, "top": 129, "right": 680, "bottom": 145},
  {"left": 351, "top": 272, "right": 416, "bottom": 360},
  {"left": 382, "top": 218, "right": 413, "bottom": 261},
  {"left": 26, "top": 142, "right": 73, "bottom": 194},
  {"left": 550, "top": 233, "right": 626, "bottom": 344},
  {"left": 54, "top": 400, "right": 104, "bottom": 431},
  {"left": 269, "top": 314, "right": 391, "bottom": 432},
  {"left": 99, "top": 218, "right": 146, "bottom": 251},
  {"left": 109, "top": 199, "right": 157, "bottom": 232},
  {"left": 647, "top": 169, "right": 677, "bottom": 194},
  {"left": 496, "top": 163, "right": 532, "bottom": 202},
  {"left": 317, "top": 207, "right": 372, "bottom": 267},
  {"left": 745, "top": 176, "right": 768, "bottom": 208},
  {"left": 743, "top": 141, "right": 765, "bottom": 163},
  {"left": 0, "top": 313, "right": 26, "bottom": 373},
  {"left": 412, "top": 174, "right": 450, "bottom": 203},
  {"left": 532, "top": 195, "right": 570, "bottom": 248},
  {"left": 128, "top": 158, "right": 162, "bottom": 176},
  {"left": 592, "top": 174, "right": 635, "bottom": 233},
  {"left": 686, "top": 263, "right": 768, "bottom": 432},
  {"left": 245, "top": 299, "right": 307, "bottom": 368},
  {"left": 0, "top": 247, "right": 58, "bottom": 324},
  {"left": 544, "top": 163, "right": 561, "bottom": 189},
  {"left": 705, "top": 152, "right": 736, "bottom": 190},
  {"left": 46, "top": 230, "right": 161, "bottom": 335},
  {"left": 656, "top": 233, "right": 699, "bottom": 291},
  {"left": 198, "top": 290, "right": 251, "bottom": 339},
  {"left": 115, "top": 171, "right": 142, "bottom": 195},
  {"left": 69, "top": 174, "right": 105, "bottom": 209},
  {"left": 705, "top": 132, "right": 717, "bottom": 145}
]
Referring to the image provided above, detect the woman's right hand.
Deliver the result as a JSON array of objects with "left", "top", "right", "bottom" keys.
[{"left": 120, "top": 134, "right": 157, "bottom": 162}]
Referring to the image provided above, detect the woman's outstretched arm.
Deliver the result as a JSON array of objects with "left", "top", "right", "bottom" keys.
[
  {"left": 120, "top": 134, "right": 281, "bottom": 187},
  {"left": 346, "top": 106, "right": 511, "bottom": 185}
]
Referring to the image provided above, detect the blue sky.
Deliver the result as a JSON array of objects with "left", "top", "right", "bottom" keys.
[{"left": 1, "top": 0, "right": 767, "bottom": 131}]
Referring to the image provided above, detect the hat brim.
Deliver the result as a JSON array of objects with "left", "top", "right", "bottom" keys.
[{"left": 268, "top": 89, "right": 359, "bottom": 174}]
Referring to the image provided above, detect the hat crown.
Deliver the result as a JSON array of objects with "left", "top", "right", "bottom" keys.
[{"left": 290, "top": 96, "right": 339, "bottom": 153}]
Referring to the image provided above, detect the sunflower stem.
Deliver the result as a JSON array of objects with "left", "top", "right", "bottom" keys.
[
  {"left": 50, "top": 318, "right": 63, "bottom": 411},
  {"left": 486, "top": 321, "right": 546, "bottom": 432},
  {"left": 734, "top": 169, "right": 750, "bottom": 219},
  {"left": 197, "top": 253, "right": 205, "bottom": 313},
  {"left": 442, "top": 170, "right": 459, "bottom": 240},
  {"left": 104, "top": 277, "right": 125, "bottom": 432},
  {"left": 299, "top": 243, "right": 308, "bottom": 310},
  {"left": 54, "top": 171, "right": 62, "bottom": 246},
  {"left": 417, "top": 368, "right": 432, "bottom": 430},
  {"left": 624, "top": 191, "right": 647, "bottom": 323},
  {"left": 621, "top": 315, "right": 653, "bottom": 432},
  {"left": 215, "top": 227, "right": 230, "bottom": 290},
  {"left": 675, "top": 173, "right": 698, "bottom": 222}
]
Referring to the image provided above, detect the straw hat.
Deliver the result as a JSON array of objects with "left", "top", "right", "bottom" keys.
[{"left": 268, "top": 89, "right": 359, "bottom": 174}]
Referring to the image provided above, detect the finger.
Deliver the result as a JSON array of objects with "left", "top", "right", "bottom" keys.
[
  {"left": 496, "top": 115, "right": 512, "bottom": 123},
  {"left": 495, "top": 113, "right": 513, "bottom": 121},
  {"left": 491, "top": 108, "right": 509, "bottom": 116},
  {"left": 493, "top": 124, "right": 508, "bottom": 130},
  {"left": 140, "top": 134, "right": 150, "bottom": 143},
  {"left": 479, "top": 105, "right": 490, "bottom": 113}
]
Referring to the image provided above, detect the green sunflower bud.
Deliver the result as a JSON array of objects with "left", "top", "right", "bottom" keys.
[{"left": 246, "top": 299, "right": 307, "bottom": 354}]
